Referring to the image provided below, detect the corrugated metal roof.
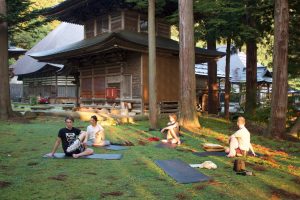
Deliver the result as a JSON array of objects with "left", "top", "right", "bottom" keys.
[
  {"left": 216, "top": 50, "right": 272, "bottom": 83},
  {"left": 12, "top": 22, "right": 84, "bottom": 76},
  {"left": 195, "top": 64, "right": 226, "bottom": 78}
]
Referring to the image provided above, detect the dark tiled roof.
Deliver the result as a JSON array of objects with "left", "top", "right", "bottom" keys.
[
  {"left": 12, "top": 23, "right": 84, "bottom": 76},
  {"left": 43, "top": 0, "right": 177, "bottom": 24},
  {"left": 30, "top": 30, "right": 225, "bottom": 62}
]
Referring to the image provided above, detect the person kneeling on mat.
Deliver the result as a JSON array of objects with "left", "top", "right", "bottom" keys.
[
  {"left": 85, "top": 115, "right": 110, "bottom": 147},
  {"left": 225, "top": 116, "right": 256, "bottom": 157},
  {"left": 46, "top": 116, "right": 94, "bottom": 158},
  {"left": 160, "top": 113, "right": 181, "bottom": 145}
]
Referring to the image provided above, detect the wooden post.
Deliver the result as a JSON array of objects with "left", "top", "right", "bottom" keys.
[
  {"left": 207, "top": 37, "right": 218, "bottom": 114},
  {"left": 224, "top": 37, "right": 231, "bottom": 120},
  {"left": 55, "top": 73, "right": 58, "bottom": 103},
  {"left": 267, "top": 0, "right": 289, "bottom": 138},
  {"left": 148, "top": 0, "right": 158, "bottom": 129},
  {"left": 178, "top": 0, "right": 201, "bottom": 128},
  {"left": 246, "top": 40, "right": 257, "bottom": 115}
]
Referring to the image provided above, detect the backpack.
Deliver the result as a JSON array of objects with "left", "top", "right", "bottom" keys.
[{"left": 233, "top": 159, "right": 245, "bottom": 172}]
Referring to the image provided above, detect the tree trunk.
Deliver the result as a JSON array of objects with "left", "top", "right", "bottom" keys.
[
  {"left": 0, "top": 0, "right": 13, "bottom": 120},
  {"left": 207, "top": 36, "right": 218, "bottom": 114},
  {"left": 245, "top": 40, "right": 257, "bottom": 115},
  {"left": 267, "top": 0, "right": 289, "bottom": 138},
  {"left": 148, "top": 0, "right": 158, "bottom": 129},
  {"left": 178, "top": 0, "right": 200, "bottom": 128},
  {"left": 224, "top": 37, "right": 231, "bottom": 120}
]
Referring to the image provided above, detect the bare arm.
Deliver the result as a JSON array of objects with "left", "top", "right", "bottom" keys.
[
  {"left": 48, "top": 137, "right": 61, "bottom": 156},
  {"left": 249, "top": 143, "right": 256, "bottom": 156},
  {"left": 161, "top": 122, "right": 178, "bottom": 132}
]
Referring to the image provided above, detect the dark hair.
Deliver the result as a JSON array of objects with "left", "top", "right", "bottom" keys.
[
  {"left": 91, "top": 115, "right": 98, "bottom": 122},
  {"left": 65, "top": 116, "right": 74, "bottom": 122}
]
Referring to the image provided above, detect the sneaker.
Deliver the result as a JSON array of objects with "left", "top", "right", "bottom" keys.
[{"left": 67, "top": 139, "right": 81, "bottom": 153}]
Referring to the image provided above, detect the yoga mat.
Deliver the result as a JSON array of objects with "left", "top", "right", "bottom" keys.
[
  {"left": 193, "top": 151, "right": 227, "bottom": 157},
  {"left": 154, "top": 159, "right": 211, "bottom": 184},
  {"left": 155, "top": 142, "right": 177, "bottom": 149},
  {"left": 43, "top": 153, "right": 123, "bottom": 160},
  {"left": 105, "top": 145, "right": 129, "bottom": 151}
]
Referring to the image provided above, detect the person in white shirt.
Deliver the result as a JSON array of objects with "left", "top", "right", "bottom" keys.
[
  {"left": 226, "top": 117, "right": 256, "bottom": 157},
  {"left": 85, "top": 115, "right": 110, "bottom": 146}
]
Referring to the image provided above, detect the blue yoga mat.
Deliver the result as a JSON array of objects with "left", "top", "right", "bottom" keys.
[
  {"left": 105, "top": 145, "right": 129, "bottom": 151},
  {"left": 154, "top": 159, "right": 211, "bottom": 184},
  {"left": 43, "top": 153, "right": 123, "bottom": 160}
]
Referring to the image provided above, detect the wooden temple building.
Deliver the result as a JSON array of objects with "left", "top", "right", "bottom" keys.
[{"left": 30, "top": 0, "right": 225, "bottom": 114}]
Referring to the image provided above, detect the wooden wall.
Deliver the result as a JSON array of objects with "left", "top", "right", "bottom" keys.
[
  {"left": 124, "top": 11, "right": 138, "bottom": 32},
  {"left": 79, "top": 51, "right": 141, "bottom": 102},
  {"left": 123, "top": 52, "right": 141, "bottom": 99},
  {"left": 84, "top": 10, "right": 171, "bottom": 38},
  {"left": 142, "top": 53, "right": 179, "bottom": 103},
  {"left": 23, "top": 76, "right": 76, "bottom": 98}
]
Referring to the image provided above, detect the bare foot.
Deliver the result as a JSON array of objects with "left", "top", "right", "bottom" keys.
[
  {"left": 72, "top": 154, "right": 79, "bottom": 158},
  {"left": 225, "top": 148, "right": 230, "bottom": 153}
]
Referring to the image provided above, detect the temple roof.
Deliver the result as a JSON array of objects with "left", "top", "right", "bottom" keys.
[
  {"left": 43, "top": 0, "right": 177, "bottom": 24},
  {"left": 30, "top": 30, "right": 225, "bottom": 63}
]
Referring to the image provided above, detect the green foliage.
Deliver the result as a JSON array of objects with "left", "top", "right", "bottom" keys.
[
  {"left": 289, "top": 78, "right": 300, "bottom": 90},
  {"left": 126, "top": 0, "right": 177, "bottom": 14},
  {"left": 6, "top": 0, "right": 44, "bottom": 34},
  {"left": 8, "top": 0, "right": 63, "bottom": 49},
  {"left": 29, "top": 96, "right": 37, "bottom": 105}
]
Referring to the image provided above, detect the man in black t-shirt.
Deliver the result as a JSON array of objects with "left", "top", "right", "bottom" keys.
[{"left": 46, "top": 116, "right": 94, "bottom": 158}]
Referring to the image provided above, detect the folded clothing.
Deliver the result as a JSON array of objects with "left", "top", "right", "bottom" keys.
[
  {"left": 190, "top": 161, "right": 217, "bottom": 169},
  {"left": 203, "top": 143, "right": 225, "bottom": 152}
]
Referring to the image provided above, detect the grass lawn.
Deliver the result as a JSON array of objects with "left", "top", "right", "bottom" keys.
[{"left": 0, "top": 116, "right": 299, "bottom": 200}]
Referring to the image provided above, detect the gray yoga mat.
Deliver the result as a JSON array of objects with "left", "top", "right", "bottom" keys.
[
  {"left": 43, "top": 153, "right": 123, "bottom": 160},
  {"left": 154, "top": 159, "right": 211, "bottom": 184},
  {"left": 155, "top": 142, "right": 178, "bottom": 149},
  {"left": 105, "top": 145, "right": 129, "bottom": 151}
]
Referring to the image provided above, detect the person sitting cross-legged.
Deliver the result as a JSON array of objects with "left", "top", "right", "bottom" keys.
[
  {"left": 160, "top": 113, "right": 181, "bottom": 145},
  {"left": 226, "top": 116, "right": 256, "bottom": 157},
  {"left": 85, "top": 115, "right": 110, "bottom": 147},
  {"left": 46, "top": 116, "right": 94, "bottom": 158}
]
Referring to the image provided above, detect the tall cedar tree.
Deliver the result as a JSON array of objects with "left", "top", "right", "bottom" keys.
[
  {"left": 178, "top": 0, "right": 200, "bottom": 128},
  {"left": 148, "top": 0, "right": 158, "bottom": 129},
  {"left": 267, "top": 0, "right": 289, "bottom": 138},
  {"left": 0, "top": 0, "right": 43, "bottom": 120}
]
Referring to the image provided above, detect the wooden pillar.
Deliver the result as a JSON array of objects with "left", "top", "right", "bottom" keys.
[
  {"left": 148, "top": 0, "right": 158, "bottom": 129},
  {"left": 55, "top": 73, "right": 58, "bottom": 103},
  {"left": 207, "top": 37, "right": 218, "bottom": 114}
]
